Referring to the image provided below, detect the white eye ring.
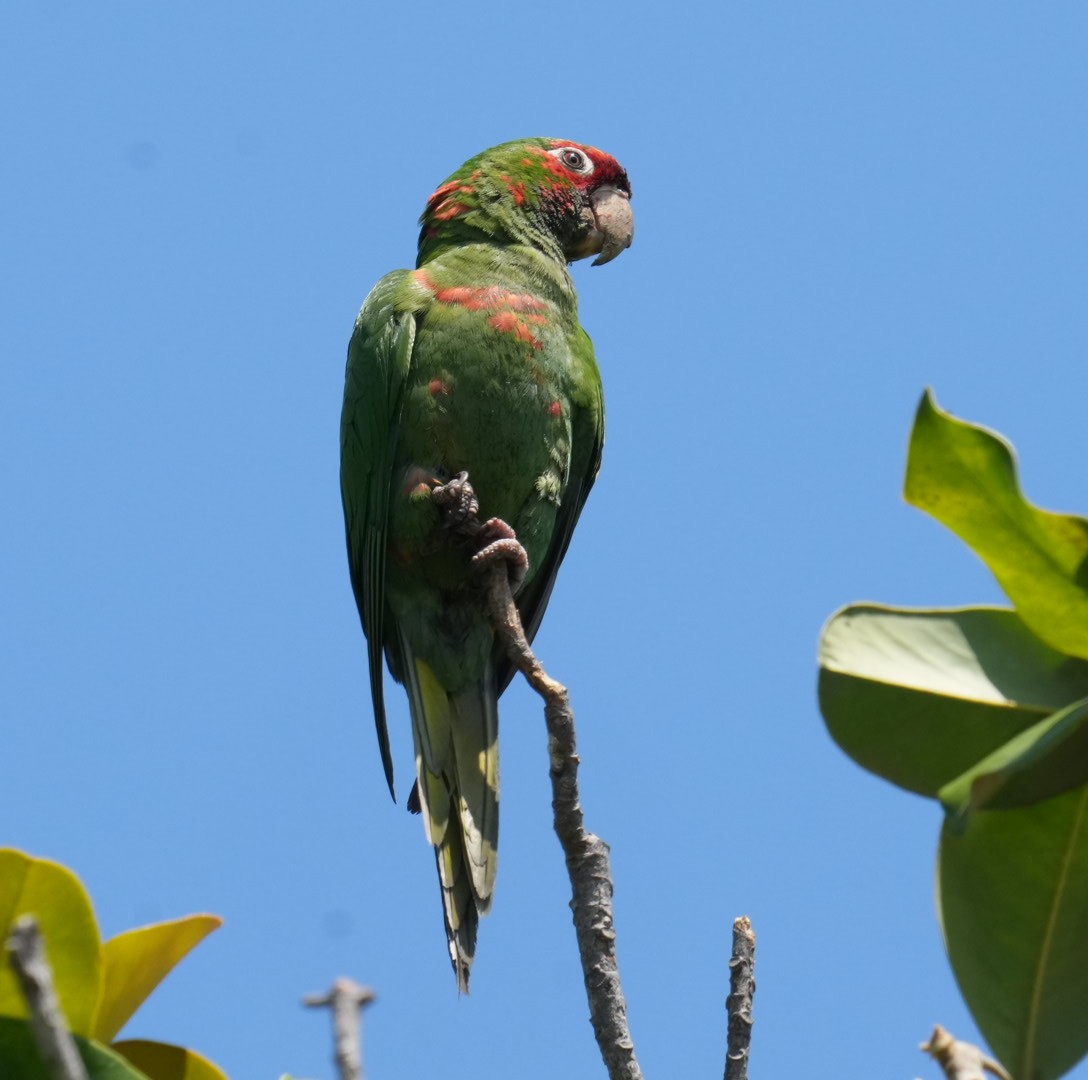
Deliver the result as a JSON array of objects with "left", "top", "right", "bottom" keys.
[{"left": 548, "top": 146, "right": 593, "bottom": 175}]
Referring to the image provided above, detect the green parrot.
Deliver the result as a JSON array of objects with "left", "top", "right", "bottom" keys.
[{"left": 340, "top": 138, "right": 633, "bottom": 990}]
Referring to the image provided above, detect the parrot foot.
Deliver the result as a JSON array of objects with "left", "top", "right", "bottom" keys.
[
  {"left": 431, "top": 471, "right": 479, "bottom": 528},
  {"left": 472, "top": 518, "right": 529, "bottom": 594},
  {"left": 431, "top": 473, "right": 528, "bottom": 592}
]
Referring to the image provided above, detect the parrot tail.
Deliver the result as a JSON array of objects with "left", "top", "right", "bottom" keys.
[{"left": 402, "top": 644, "right": 499, "bottom": 993}]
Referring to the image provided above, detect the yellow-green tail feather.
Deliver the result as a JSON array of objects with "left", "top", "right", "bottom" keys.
[{"left": 404, "top": 650, "right": 499, "bottom": 992}]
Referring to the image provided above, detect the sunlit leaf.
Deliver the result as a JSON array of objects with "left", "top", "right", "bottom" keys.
[
  {"left": 95, "top": 916, "right": 223, "bottom": 1042},
  {"left": 818, "top": 605, "right": 1088, "bottom": 795},
  {"left": 939, "top": 787, "right": 1088, "bottom": 1080},
  {"left": 0, "top": 849, "right": 102, "bottom": 1033},
  {"left": 0, "top": 1016, "right": 151, "bottom": 1080},
  {"left": 113, "top": 1039, "right": 228, "bottom": 1080},
  {"left": 905, "top": 390, "right": 1088, "bottom": 659},
  {"left": 939, "top": 697, "right": 1088, "bottom": 822}
]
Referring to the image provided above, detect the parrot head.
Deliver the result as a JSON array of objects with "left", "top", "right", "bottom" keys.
[{"left": 417, "top": 138, "right": 633, "bottom": 268}]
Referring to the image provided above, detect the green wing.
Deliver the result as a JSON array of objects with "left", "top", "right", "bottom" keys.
[
  {"left": 340, "top": 271, "right": 417, "bottom": 798},
  {"left": 497, "top": 328, "right": 605, "bottom": 691}
]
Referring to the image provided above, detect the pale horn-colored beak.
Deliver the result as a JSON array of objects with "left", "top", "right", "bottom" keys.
[{"left": 588, "top": 184, "right": 634, "bottom": 266}]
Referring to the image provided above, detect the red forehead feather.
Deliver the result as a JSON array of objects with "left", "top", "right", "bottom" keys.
[{"left": 537, "top": 139, "right": 627, "bottom": 190}]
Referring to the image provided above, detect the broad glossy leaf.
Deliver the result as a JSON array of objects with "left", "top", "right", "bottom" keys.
[
  {"left": 0, "top": 849, "right": 102, "bottom": 1033},
  {"left": 0, "top": 1017, "right": 151, "bottom": 1080},
  {"left": 939, "top": 697, "right": 1088, "bottom": 821},
  {"left": 114, "top": 1039, "right": 228, "bottom": 1080},
  {"left": 939, "top": 787, "right": 1088, "bottom": 1080},
  {"left": 95, "top": 915, "right": 223, "bottom": 1042},
  {"left": 906, "top": 390, "right": 1088, "bottom": 659},
  {"left": 818, "top": 605, "right": 1088, "bottom": 795}
]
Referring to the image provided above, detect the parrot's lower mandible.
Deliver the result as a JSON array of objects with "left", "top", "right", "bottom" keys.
[{"left": 339, "top": 139, "right": 633, "bottom": 990}]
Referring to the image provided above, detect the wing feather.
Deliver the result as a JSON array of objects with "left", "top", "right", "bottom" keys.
[
  {"left": 497, "top": 330, "right": 605, "bottom": 691},
  {"left": 340, "top": 271, "right": 417, "bottom": 797}
]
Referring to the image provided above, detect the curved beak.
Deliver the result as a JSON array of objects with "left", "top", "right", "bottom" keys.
[{"left": 588, "top": 184, "right": 634, "bottom": 266}]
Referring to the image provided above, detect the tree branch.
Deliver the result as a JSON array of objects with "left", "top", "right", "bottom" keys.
[
  {"left": 432, "top": 473, "right": 643, "bottom": 1079},
  {"left": 724, "top": 915, "right": 756, "bottom": 1080},
  {"left": 483, "top": 568, "right": 644, "bottom": 1080},
  {"left": 5, "top": 916, "right": 90, "bottom": 1080},
  {"left": 304, "top": 977, "right": 376, "bottom": 1080}
]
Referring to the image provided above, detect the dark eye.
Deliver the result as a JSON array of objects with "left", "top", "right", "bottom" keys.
[{"left": 550, "top": 146, "right": 593, "bottom": 174}]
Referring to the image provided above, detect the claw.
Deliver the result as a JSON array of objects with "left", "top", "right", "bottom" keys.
[{"left": 431, "top": 471, "right": 479, "bottom": 528}]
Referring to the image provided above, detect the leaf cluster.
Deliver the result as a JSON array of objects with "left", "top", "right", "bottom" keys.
[
  {"left": 0, "top": 848, "right": 225, "bottom": 1080},
  {"left": 819, "top": 391, "right": 1088, "bottom": 1080}
]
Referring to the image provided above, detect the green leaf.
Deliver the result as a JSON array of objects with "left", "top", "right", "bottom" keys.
[
  {"left": 818, "top": 604, "right": 1088, "bottom": 795},
  {"left": 0, "top": 1016, "right": 152, "bottom": 1080},
  {"left": 0, "top": 849, "right": 102, "bottom": 1034},
  {"left": 939, "top": 787, "right": 1088, "bottom": 1080},
  {"left": 939, "top": 697, "right": 1088, "bottom": 821},
  {"left": 95, "top": 915, "right": 223, "bottom": 1043},
  {"left": 905, "top": 389, "right": 1088, "bottom": 659},
  {"left": 113, "top": 1039, "right": 228, "bottom": 1080}
]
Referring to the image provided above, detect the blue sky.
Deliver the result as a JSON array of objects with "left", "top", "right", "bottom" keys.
[{"left": 4, "top": 3, "right": 1088, "bottom": 1078}]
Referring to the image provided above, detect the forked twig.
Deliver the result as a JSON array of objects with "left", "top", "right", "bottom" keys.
[{"left": 304, "top": 977, "right": 377, "bottom": 1080}]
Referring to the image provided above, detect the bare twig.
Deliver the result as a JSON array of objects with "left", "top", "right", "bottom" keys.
[
  {"left": 5, "top": 916, "right": 90, "bottom": 1080},
  {"left": 433, "top": 473, "right": 643, "bottom": 1080},
  {"left": 304, "top": 977, "right": 377, "bottom": 1080},
  {"left": 486, "top": 570, "right": 643, "bottom": 1079},
  {"left": 725, "top": 916, "right": 756, "bottom": 1080},
  {"left": 485, "top": 568, "right": 644, "bottom": 1080},
  {"left": 920, "top": 1025, "right": 1011, "bottom": 1080}
]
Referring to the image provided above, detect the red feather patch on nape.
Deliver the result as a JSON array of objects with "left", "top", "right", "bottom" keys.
[
  {"left": 426, "top": 179, "right": 461, "bottom": 203},
  {"left": 500, "top": 173, "right": 527, "bottom": 205},
  {"left": 425, "top": 179, "right": 478, "bottom": 221},
  {"left": 430, "top": 201, "right": 470, "bottom": 221}
]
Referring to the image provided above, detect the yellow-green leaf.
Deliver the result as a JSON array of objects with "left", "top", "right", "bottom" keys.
[
  {"left": 905, "top": 389, "right": 1088, "bottom": 659},
  {"left": 95, "top": 915, "right": 223, "bottom": 1042},
  {"left": 113, "top": 1039, "right": 228, "bottom": 1080},
  {"left": 0, "top": 849, "right": 102, "bottom": 1034}
]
